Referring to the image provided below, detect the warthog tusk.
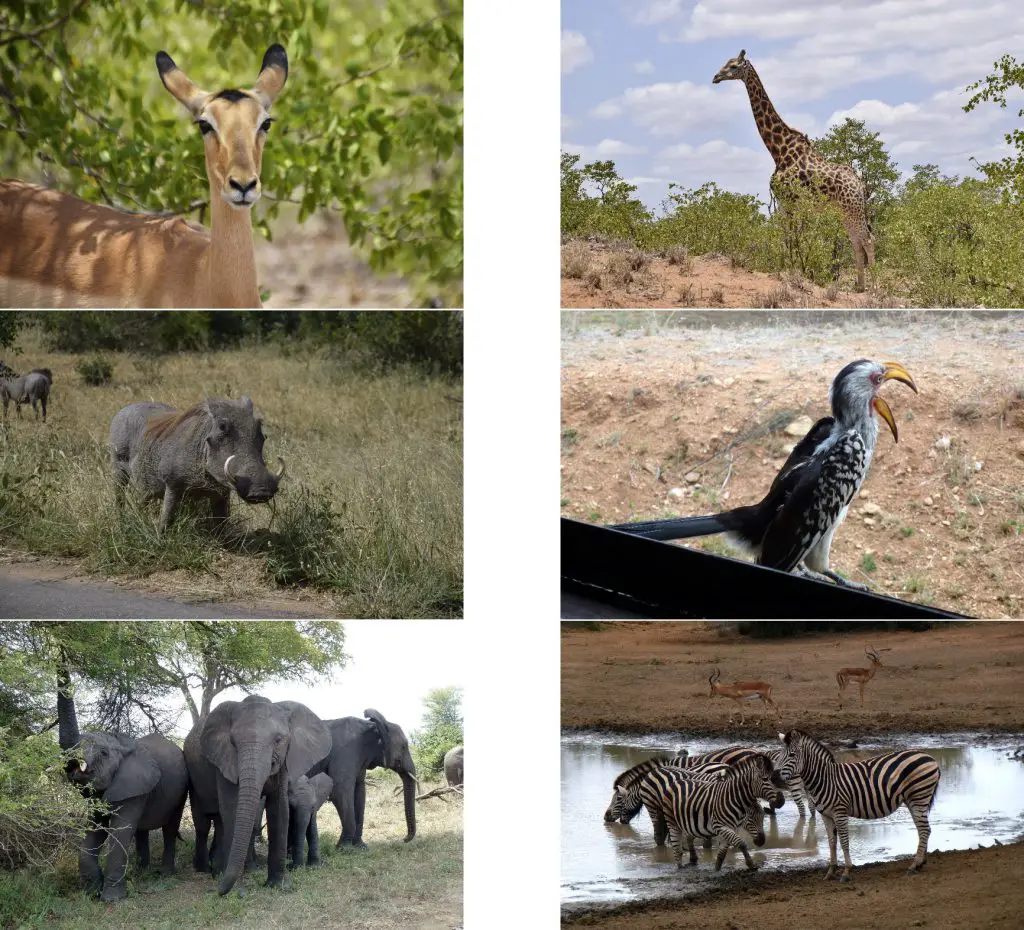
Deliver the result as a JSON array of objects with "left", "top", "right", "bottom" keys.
[
  {"left": 274, "top": 457, "right": 286, "bottom": 480},
  {"left": 224, "top": 455, "right": 237, "bottom": 484}
]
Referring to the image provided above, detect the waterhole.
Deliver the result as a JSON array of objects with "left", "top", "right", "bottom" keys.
[{"left": 562, "top": 732, "right": 1024, "bottom": 909}]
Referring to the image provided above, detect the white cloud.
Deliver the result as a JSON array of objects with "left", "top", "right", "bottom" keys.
[
  {"left": 591, "top": 80, "right": 746, "bottom": 135},
  {"left": 827, "top": 88, "right": 1015, "bottom": 170},
  {"left": 634, "top": 59, "right": 656, "bottom": 74},
  {"left": 563, "top": 138, "right": 649, "bottom": 160},
  {"left": 562, "top": 30, "right": 594, "bottom": 74},
  {"left": 628, "top": 0, "right": 687, "bottom": 26}
]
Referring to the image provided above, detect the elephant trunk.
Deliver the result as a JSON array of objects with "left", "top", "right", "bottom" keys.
[
  {"left": 400, "top": 770, "right": 417, "bottom": 842},
  {"left": 57, "top": 663, "right": 80, "bottom": 751},
  {"left": 219, "top": 750, "right": 267, "bottom": 896}
]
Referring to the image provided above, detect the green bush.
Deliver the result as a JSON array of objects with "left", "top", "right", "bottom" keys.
[
  {"left": 0, "top": 730, "right": 88, "bottom": 871},
  {"left": 651, "top": 182, "right": 767, "bottom": 263},
  {"left": 880, "top": 177, "right": 1024, "bottom": 306},
  {"left": 74, "top": 356, "right": 114, "bottom": 386}
]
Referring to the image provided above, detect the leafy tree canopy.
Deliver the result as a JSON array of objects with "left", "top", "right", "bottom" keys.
[
  {"left": 409, "top": 685, "right": 462, "bottom": 778},
  {"left": 0, "top": 0, "right": 463, "bottom": 303},
  {"left": 0, "top": 621, "right": 348, "bottom": 733},
  {"left": 965, "top": 53, "right": 1024, "bottom": 200},
  {"left": 813, "top": 118, "right": 901, "bottom": 213}
]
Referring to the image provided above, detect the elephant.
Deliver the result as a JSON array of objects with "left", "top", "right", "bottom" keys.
[
  {"left": 287, "top": 773, "right": 333, "bottom": 868},
  {"left": 57, "top": 676, "right": 187, "bottom": 902},
  {"left": 444, "top": 745, "right": 464, "bottom": 788},
  {"left": 197, "top": 695, "right": 332, "bottom": 895},
  {"left": 307, "top": 709, "right": 417, "bottom": 850}
]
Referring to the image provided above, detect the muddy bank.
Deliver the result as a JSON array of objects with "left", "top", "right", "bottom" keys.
[
  {"left": 561, "top": 622, "right": 1024, "bottom": 739},
  {"left": 563, "top": 842, "right": 1024, "bottom": 929}
]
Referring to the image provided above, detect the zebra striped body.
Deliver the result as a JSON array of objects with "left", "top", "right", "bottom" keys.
[
  {"left": 765, "top": 746, "right": 816, "bottom": 818},
  {"left": 604, "top": 746, "right": 779, "bottom": 826},
  {"left": 646, "top": 754, "right": 787, "bottom": 870},
  {"left": 606, "top": 761, "right": 769, "bottom": 850},
  {"left": 779, "top": 729, "right": 940, "bottom": 881}
]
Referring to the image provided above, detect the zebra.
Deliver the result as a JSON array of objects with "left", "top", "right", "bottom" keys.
[
  {"left": 606, "top": 761, "right": 772, "bottom": 857},
  {"left": 646, "top": 754, "right": 787, "bottom": 871},
  {"left": 603, "top": 747, "right": 781, "bottom": 831},
  {"left": 0, "top": 360, "right": 16, "bottom": 379},
  {"left": 764, "top": 745, "right": 816, "bottom": 819},
  {"left": 1, "top": 367, "right": 52, "bottom": 421},
  {"left": 778, "top": 729, "right": 940, "bottom": 882}
]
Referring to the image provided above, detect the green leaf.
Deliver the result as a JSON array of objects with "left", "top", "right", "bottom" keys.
[{"left": 378, "top": 135, "right": 392, "bottom": 165}]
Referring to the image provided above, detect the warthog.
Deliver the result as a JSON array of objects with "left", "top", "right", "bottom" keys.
[
  {"left": 110, "top": 395, "right": 285, "bottom": 531},
  {"left": 1, "top": 367, "right": 53, "bottom": 421}
]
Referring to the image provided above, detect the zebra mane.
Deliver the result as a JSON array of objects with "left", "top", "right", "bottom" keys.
[
  {"left": 720, "top": 752, "right": 767, "bottom": 781},
  {"left": 785, "top": 729, "right": 836, "bottom": 760},
  {"left": 612, "top": 756, "right": 675, "bottom": 789}
]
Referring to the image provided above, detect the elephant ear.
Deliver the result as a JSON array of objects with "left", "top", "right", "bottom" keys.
[
  {"left": 363, "top": 709, "right": 392, "bottom": 768},
  {"left": 201, "top": 701, "right": 240, "bottom": 784},
  {"left": 278, "top": 701, "right": 331, "bottom": 776},
  {"left": 105, "top": 740, "right": 161, "bottom": 803}
]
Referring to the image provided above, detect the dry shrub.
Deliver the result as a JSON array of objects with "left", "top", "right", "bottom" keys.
[
  {"left": 952, "top": 400, "right": 983, "bottom": 424},
  {"left": 604, "top": 253, "right": 636, "bottom": 287},
  {"left": 664, "top": 244, "right": 693, "bottom": 273},
  {"left": 758, "top": 283, "right": 793, "bottom": 308},
  {"left": 561, "top": 241, "right": 592, "bottom": 279}
]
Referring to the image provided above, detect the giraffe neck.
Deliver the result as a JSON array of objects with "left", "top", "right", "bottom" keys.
[{"left": 741, "top": 65, "right": 807, "bottom": 167}]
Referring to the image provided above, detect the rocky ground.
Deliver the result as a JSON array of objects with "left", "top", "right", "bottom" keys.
[{"left": 561, "top": 312, "right": 1024, "bottom": 618}]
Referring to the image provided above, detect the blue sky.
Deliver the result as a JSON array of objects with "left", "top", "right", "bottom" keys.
[{"left": 562, "top": 0, "right": 1024, "bottom": 210}]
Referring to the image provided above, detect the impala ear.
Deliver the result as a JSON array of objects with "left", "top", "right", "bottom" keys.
[
  {"left": 252, "top": 44, "right": 288, "bottom": 108},
  {"left": 156, "top": 51, "right": 210, "bottom": 117}
]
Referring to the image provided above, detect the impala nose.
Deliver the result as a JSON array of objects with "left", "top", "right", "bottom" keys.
[{"left": 227, "top": 177, "right": 260, "bottom": 204}]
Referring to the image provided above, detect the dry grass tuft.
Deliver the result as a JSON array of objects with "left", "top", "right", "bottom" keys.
[{"left": 561, "top": 241, "right": 592, "bottom": 279}]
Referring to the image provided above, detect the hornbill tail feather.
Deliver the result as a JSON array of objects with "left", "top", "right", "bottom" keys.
[{"left": 608, "top": 514, "right": 732, "bottom": 541}]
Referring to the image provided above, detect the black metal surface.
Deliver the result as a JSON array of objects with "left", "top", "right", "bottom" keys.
[{"left": 561, "top": 518, "right": 969, "bottom": 620}]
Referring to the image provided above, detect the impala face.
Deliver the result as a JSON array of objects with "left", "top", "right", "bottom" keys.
[{"left": 156, "top": 45, "right": 288, "bottom": 210}]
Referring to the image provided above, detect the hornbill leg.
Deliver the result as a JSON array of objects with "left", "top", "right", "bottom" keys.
[{"left": 822, "top": 568, "right": 870, "bottom": 591}]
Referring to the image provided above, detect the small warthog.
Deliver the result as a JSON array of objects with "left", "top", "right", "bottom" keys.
[
  {"left": 110, "top": 395, "right": 285, "bottom": 531},
  {"left": 1, "top": 367, "right": 53, "bottom": 421}
]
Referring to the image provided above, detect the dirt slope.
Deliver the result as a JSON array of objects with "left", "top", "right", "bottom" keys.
[
  {"left": 561, "top": 313, "right": 1024, "bottom": 618},
  {"left": 561, "top": 621, "right": 1024, "bottom": 737},
  {"left": 561, "top": 239, "right": 892, "bottom": 309}
]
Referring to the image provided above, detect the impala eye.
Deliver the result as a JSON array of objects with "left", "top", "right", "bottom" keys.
[
  {"left": 260, "top": 118, "right": 274, "bottom": 133},
  {"left": 196, "top": 119, "right": 214, "bottom": 136}
]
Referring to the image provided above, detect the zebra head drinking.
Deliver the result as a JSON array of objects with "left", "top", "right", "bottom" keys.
[
  {"left": 778, "top": 729, "right": 940, "bottom": 882},
  {"left": 764, "top": 745, "right": 816, "bottom": 819},
  {"left": 651, "top": 754, "right": 787, "bottom": 871}
]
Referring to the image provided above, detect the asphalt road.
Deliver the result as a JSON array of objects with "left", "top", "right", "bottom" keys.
[{"left": 0, "top": 566, "right": 309, "bottom": 619}]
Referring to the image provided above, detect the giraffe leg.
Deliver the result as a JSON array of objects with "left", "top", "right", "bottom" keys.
[{"left": 842, "top": 212, "right": 871, "bottom": 292}]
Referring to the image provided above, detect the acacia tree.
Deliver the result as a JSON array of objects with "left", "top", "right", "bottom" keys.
[
  {"left": 0, "top": 621, "right": 348, "bottom": 734},
  {"left": 965, "top": 53, "right": 1024, "bottom": 201},
  {"left": 410, "top": 685, "right": 462, "bottom": 777},
  {"left": 813, "top": 118, "right": 900, "bottom": 218},
  {"left": 0, "top": 0, "right": 462, "bottom": 303}
]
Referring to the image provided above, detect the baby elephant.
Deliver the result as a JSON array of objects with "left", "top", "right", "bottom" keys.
[
  {"left": 1, "top": 368, "right": 52, "bottom": 421},
  {"left": 288, "top": 773, "right": 334, "bottom": 868},
  {"left": 110, "top": 395, "right": 285, "bottom": 531}
]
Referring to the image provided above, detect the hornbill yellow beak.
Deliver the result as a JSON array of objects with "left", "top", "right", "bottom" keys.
[{"left": 872, "top": 362, "right": 918, "bottom": 442}]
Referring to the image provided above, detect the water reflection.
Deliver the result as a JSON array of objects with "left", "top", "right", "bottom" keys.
[{"left": 562, "top": 735, "right": 1024, "bottom": 906}]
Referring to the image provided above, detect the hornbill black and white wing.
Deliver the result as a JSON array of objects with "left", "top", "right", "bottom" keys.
[{"left": 610, "top": 360, "right": 918, "bottom": 588}]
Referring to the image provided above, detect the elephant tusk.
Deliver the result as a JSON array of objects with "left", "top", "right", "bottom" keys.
[
  {"left": 224, "top": 455, "right": 237, "bottom": 485},
  {"left": 274, "top": 457, "right": 286, "bottom": 480}
]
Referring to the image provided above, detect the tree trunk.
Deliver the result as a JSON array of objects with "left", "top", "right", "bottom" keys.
[
  {"left": 218, "top": 756, "right": 265, "bottom": 895},
  {"left": 400, "top": 770, "right": 417, "bottom": 842},
  {"left": 57, "top": 660, "right": 80, "bottom": 750}
]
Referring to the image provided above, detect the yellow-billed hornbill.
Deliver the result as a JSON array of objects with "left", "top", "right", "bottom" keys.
[{"left": 610, "top": 359, "right": 918, "bottom": 589}]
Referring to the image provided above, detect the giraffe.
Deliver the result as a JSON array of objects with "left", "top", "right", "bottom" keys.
[{"left": 713, "top": 50, "right": 874, "bottom": 291}]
